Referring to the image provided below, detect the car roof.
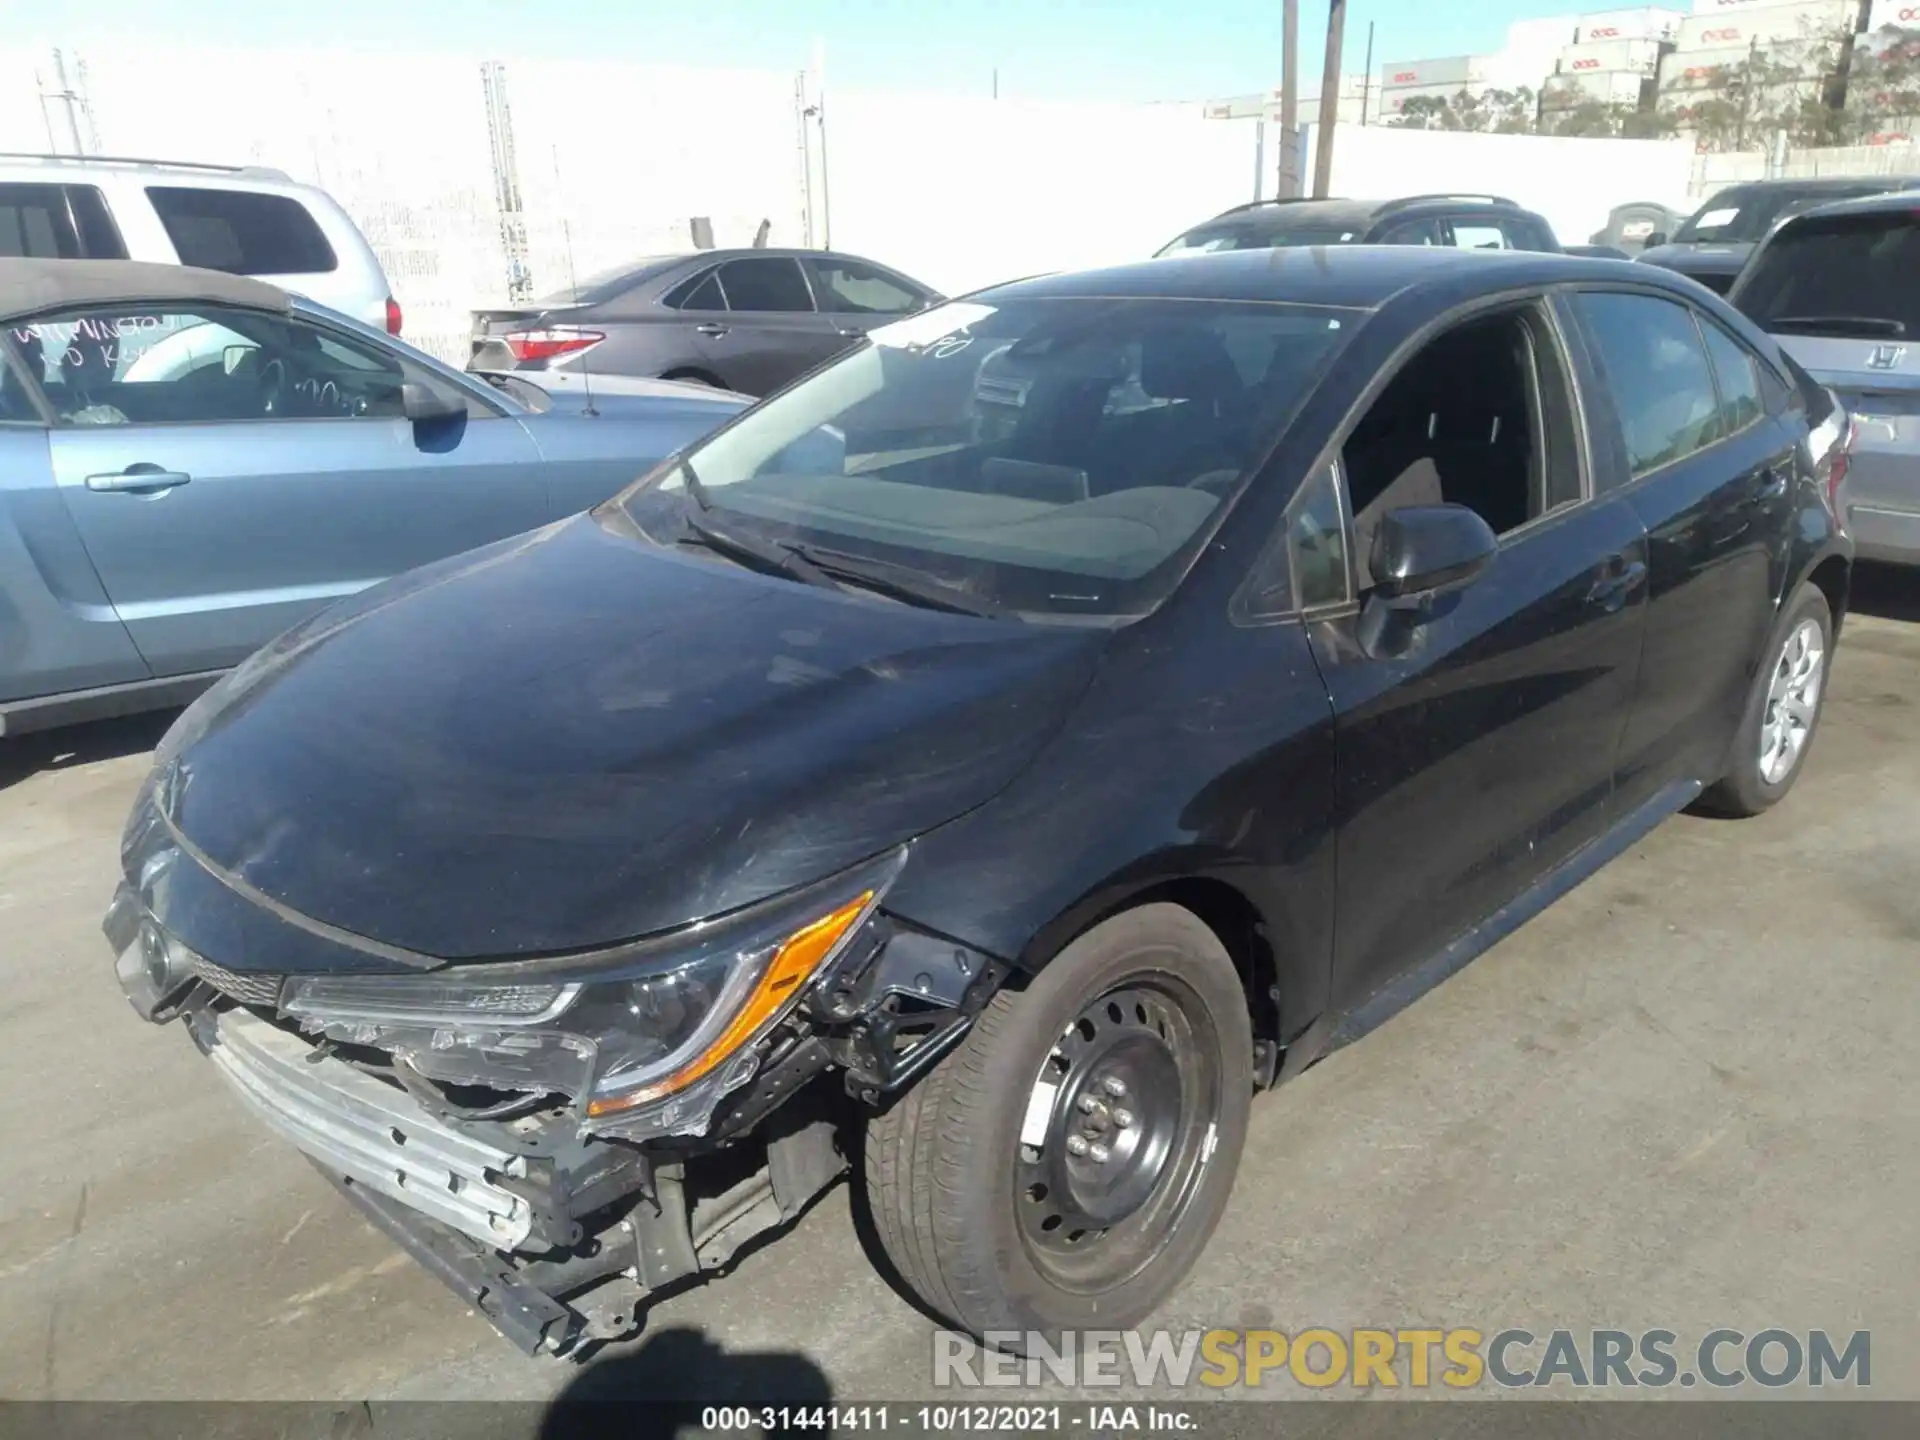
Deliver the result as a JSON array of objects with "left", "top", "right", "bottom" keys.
[
  {"left": 1769, "top": 189, "right": 1920, "bottom": 224},
  {"left": 977, "top": 245, "right": 1648, "bottom": 310},
  {"left": 0, "top": 258, "right": 290, "bottom": 323},
  {"left": 1192, "top": 196, "right": 1534, "bottom": 230},
  {"left": 1710, "top": 175, "right": 1920, "bottom": 197}
]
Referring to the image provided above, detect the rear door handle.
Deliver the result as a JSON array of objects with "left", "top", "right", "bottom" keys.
[
  {"left": 1585, "top": 557, "right": 1646, "bottom": 611},
  {"left": 85, "top": 468, "right": 192, "bottom": 493},
  {"left": 694, "top": 323, "right": 729, "bottom": 338},
  {"left": 835, "top": 327, "right": 862, "bottom": 337}
]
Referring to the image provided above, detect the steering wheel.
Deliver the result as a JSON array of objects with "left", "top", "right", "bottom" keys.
[{"left": 257, "top": 357, "right": 287, "bottom": 418}]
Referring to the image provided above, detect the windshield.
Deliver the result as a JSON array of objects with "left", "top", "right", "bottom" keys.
[
  {"left": 1736, "top": 211, "right": 1920, "bottom": 338},
  {"left": 1156, "top": 222, "right": 1362, "bottom": 257},
  {"left": 613, "top": 295, "right": 1362, "bottom": 620},
  {"left": 1676, "top": 186, "right": 1892, "bottom": 244}
]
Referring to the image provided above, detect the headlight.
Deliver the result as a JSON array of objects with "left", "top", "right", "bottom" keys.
[{"left": 277, "top": 849, "right": 904, "bottom": 1138}]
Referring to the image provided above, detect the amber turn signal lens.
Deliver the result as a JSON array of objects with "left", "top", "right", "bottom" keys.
[{"left": 586, "top": 891, "right": 874, "bottom": 1116}]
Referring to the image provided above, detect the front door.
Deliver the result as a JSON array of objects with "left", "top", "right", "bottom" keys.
[
  {"left": 1309, "top": 298, "right": 1650, "bottom": 1014},
  {"left": 14, "top": 302, "right": 549, "bottom": 676}
]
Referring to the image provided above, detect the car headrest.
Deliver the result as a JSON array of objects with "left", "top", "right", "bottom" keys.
[{"left": 1139, "top": 328, "right": 1243, "bottom": 404}]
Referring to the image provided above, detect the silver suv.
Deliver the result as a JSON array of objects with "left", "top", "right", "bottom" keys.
[{"left": 0, "top": 152, "right": 398, "bottom": 334}]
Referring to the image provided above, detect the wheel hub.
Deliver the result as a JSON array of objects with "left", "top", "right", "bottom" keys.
[
  {"left": 1759, "top": 617, "right": 1824, "bottom": 786},
  {"left": 1016, "top": 985, "right": 1197, "bottom": 1255}
]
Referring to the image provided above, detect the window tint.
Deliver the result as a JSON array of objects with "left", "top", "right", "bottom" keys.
[
  {"left": 1699, "top": 321, "right": 1765, "bottom": 435},
  {"left": 9, "top": 305, "right": 442, "bottom": 425},
  {"left": 1449, "top": 222, "right": 1510, "bottom": 251},
  {"left": 715, "top": 257, "right": 813, "bottom": 312},
  {"left": 0, "top": 350, "right": 42, "bottom": 422},
  {"left": 805, "top": 258, "right": 921, "bottom": 314},
  {"left": 1288, "top": 464, "right": 1350, "bottom": 609},
  {"left": 666, "top": 269, "right": 726, "bottom": 312},
  {"left": 1576, "top": 292, "right": 1722, "bottom": 479},
  {"left": 146, "top": 187, "right": 338, "bottom": 276},
  {"left": 1735, "top": 212, "right": 1920, "bottom": 340},
  {"left": 0, "top": 183, "right": 120, "bottom": 259}
]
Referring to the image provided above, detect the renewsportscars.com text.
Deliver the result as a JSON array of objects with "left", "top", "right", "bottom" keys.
[{"left": 933, "top": 1327, "right": 1871, "bottom": 1391}]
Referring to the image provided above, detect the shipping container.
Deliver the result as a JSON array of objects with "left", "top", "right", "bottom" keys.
[
  {"left": 1867, "top": 0, "right": 1920, "bottom": 31},
  {"left": 1376, "top": 80, "right": 1496, "bottom": 115},
  {"left": 1690, "top": 0, "right": 1777, "bottom": 12},
  {"left": 1542, "top": 68, "right": 1653, "bottom": 107},
  {"left": 1560, "top": 37, "right": 1669, "bottom": 73},
  {"left": 1658, "top": 41, "right": 1765, "bottom": 85},
  {"left": 1378, "top": 54, "right": 1491, "bottom": 89},
  {"left": 1575, "top": 7, "right": 1685, "bottom": 42},
  {"left": 1675, "top": 0, "right": 1855, "bottom": 50}
]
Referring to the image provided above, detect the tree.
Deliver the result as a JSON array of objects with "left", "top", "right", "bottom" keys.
[
  {"left": 1544, "top": 99, "right": 1677, "bottom": 139},
  {"left": 1389, "top": 86, "right": 1538, "bottom": 133},
  {"left": 1841, "top": 27, "right": 1920, "bottom": 140}
]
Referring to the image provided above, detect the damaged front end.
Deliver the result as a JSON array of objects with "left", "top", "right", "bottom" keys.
[{"left": 106, "top": 840, "right": 1002, "bottom": 1355}]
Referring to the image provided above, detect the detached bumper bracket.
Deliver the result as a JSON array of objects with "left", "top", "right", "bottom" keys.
[{"left": 315, "top": 1162, "right": 583, "bottom": 1356}]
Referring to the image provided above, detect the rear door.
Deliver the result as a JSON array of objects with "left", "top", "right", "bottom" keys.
[
  {"left": 1734, "top": 207, "right": 1920, "bottom": 563},
  {"left": 12, "top": 301, "right": 548, "bottom": 676},
  {"left": 1568, "top": 289, "right": 1794, "bottom": 803},
  {"left": 692, "top": 257, "right": 844, "bottom": 395}
]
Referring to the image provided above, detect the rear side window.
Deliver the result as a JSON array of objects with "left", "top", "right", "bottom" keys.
[
  {"left": 1699, "top": 322, "right": 1765, "bottom": 436},
  {"left": 146, "top": 187, "right": 338, "bottom": 276},
  {"left": 1448, "top": 221, "right": 1511, "bottom": 251},
  {"left": 714, "top": 258, "right": 813, "bottom": 312},
  {"left": 1735, "top": 212, "right": 1920, "bottom": 340},
  {"left": 1576, "top": 291, "right": 1723, "bottom": 479},
  {"left": 0, "top": 183, "right": 126, "bottom": 259}
]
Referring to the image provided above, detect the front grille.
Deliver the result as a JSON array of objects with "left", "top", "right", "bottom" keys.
[{"left": 191, "top": 955, "right": 286, "bottom": 1008}]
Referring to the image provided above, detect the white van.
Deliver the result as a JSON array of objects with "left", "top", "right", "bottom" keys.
[{"left": 0, "top": 153, "right": 399, "bottom": 333}]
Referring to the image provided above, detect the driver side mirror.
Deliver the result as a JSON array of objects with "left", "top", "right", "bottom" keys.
[
  {"left": 1369, "top": 504, "right": 1498, "bottom": 604},
  {"left": 1644, "top": 231, "right": 1668, "bottom": 250},
  {"left": 401, "top": 381, "right": 466, "bottom": 424}
]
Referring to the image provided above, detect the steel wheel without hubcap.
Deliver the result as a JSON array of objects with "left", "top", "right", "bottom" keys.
[
  {"left": 1759, "top": 617, "right": 1825, "bottom": 786},
  {"left": 1014, "top": 977, "right": 1222, "bottom": 1291}
]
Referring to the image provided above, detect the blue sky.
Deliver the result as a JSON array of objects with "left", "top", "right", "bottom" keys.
[{"left": 10, "top": 0, "right": 1574, "bottom": 101}]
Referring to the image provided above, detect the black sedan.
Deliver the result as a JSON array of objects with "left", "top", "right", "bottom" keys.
[
  {"left": 110, "top": 246, "right": 1851, "bottom": 1354},
  {"left": 468, "top": 247, "right": 941, "bottom": 397}
]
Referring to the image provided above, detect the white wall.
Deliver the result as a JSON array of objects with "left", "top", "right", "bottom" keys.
[{"left": 1307, "top": 123, "right": 1698, "bottom": 242}]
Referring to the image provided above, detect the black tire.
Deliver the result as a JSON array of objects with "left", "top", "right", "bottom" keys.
[
  {"left": 1699, "top": 581, "right": 1833, "bottom": 817},
  {"left": 864, "top": 903, "right": 1253, "bottom": 1342}
]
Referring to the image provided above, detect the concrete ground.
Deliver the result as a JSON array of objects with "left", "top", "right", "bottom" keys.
[{"left": 3, "top": 572, "right": 1918, "bottom": 1416}]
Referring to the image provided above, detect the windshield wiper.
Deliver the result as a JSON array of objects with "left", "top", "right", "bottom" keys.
[
  {"left": 1766, "top": 315, "right": 1908, "bottom": 338},
  {"left": 677, "top": 511, "right": 835, "bottom": 590},
  {"left": 787, "top": 543, "right": 1008, "bottom": 618}
]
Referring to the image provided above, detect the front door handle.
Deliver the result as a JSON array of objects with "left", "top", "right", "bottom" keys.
[
  {"left": 835, "top": 327, "right": 862, "bottom": 338},
  {"left": 1585, "top": 557, "right": 1646, "bottom": 611},
  {"left": 694, "top": 323, "right": 729, "bottom": 338},
  {"left": 85, "top": 468, "right": 192, "bottom": 494}
]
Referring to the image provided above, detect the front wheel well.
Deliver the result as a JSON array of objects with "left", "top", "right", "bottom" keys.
[
  {"left": 1023, "top": 878, "right": 1282, "bottom": 1085},
  {"left": 1807, "top": 555, "right": 1850, "bottom": 637}
]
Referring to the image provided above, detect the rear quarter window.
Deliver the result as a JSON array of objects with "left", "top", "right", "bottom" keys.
[
  {"left": 146, "top": 187, "right": 338, "bottom": 276},
  {"left": 0, "top": 183, "right": 126, "bottom": 259}
]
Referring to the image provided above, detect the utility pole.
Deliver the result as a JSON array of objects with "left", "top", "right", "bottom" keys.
[
  {"left": 1278, "top": 0, "right": 1301, "bottom": 198},
  {"left": 1313, "top": 0, "right": 1347, "bottom": 197},
  {"left": 1361, "top": 22, "right": 1375, "bottom": 125}
]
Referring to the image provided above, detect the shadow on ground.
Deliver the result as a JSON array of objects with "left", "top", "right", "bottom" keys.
[
  {"left": 541, "top": 1326, "right": 833, "bottom": 1438},
  {"left": 1850, "top": 561, "right": 1920, "bottom": 624},
  {"left": 0, "top": 709, "right": 176, "bottom": 794}
]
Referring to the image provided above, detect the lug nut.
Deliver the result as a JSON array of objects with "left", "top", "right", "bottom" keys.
[
  {"left": 1088, "top": 1142, "right": 1112, "bottom": 1164},
  {"left": 1112, "top": 1108, "right": 1134, "bottom": 1129},
  {"left": 1078, "top": 1094, "right": 1105, "bottom": 1115},
  {"left": 1065, "top": 1135, "right": 1090, "bottom": 1157},
  {"left": 1102, "top": 1076, "right": 1128, "bottom": 1098}
]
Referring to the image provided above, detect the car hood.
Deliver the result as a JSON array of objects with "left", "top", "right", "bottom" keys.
[{"left": 149, "top": 512, "right": 1106, "bottom": 962}]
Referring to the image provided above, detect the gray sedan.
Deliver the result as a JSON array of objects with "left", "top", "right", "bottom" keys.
[{"left": 0, "top": 259, "right": 745, "bottom": 736}]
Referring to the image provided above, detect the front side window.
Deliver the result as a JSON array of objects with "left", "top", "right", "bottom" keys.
[
  {"left": 5, "top": 304, "right": 457, "bottom": 426},
  {"left": 146, "top": 187, "right": 338, "bottom": 276},
  {"left": 615, "top": 296, "right": 1362, "bottom": 620},
  {"left": 805, "top": 258, "right": 922, "bottom": 315},
  {"left": 1575, "top": 292, "right": 1723, "bottom": 480},
  {"left": 714, "top": 258, "right": 813, "bottom": 313},
  {"left": 1378, "top": 218, "right": 1442, "bottom": 246},
  {"left": 1448, "top": 221, "right": 1510, "bottom": 251}
]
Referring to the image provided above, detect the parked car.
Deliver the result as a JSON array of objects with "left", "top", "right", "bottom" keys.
[
  {"left": 109, "top": 245, "right": 1849, "bottom": 1356},
  {"left": 0, "top": 259, "right": 745, "bottom": 736},
  {"left": 1638, "top": 177, "right": 1920, "bottom": 295},
  {"left": 1588, "top": 200, "right": 1687, "bottom": 257},
  {"left": 1732, "top": 190, "right": 1920, "bottom": 565},
  {"left": 467, "top": 248, "right": 942, "bottom": 398},
  {"left": 0, "top": 152, "right": 399, "bottom": 334},
  {"left": 1156, "top": 193, "right": 1564, "bottom": 256}
]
